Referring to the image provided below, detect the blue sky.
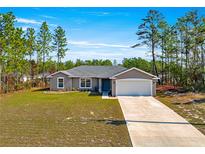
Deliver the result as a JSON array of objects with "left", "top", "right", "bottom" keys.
[{"left": 1, "top": 7, "right": 205, "bottom": 63}]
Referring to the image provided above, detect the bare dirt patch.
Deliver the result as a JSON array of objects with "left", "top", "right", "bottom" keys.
[{"left": 156, "top": 92, "right": 205, "bottom": 135}]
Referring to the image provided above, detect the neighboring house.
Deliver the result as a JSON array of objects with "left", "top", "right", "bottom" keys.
[
  {"left": 47, "top": 66, "right": 159, "bottom": 96},
  {"left": 20, "top": 72, "right": 51, "bottom": 82}
]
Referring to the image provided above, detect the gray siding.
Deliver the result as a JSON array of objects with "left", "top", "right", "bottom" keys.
[
  {"left": 111, "top": 79, "right": 116, "bottom": 96},
  {"left": 92, "top": 78, "right": 99, "bottom": 91},
  {"left": 72, "top": 78, "right": 79, "bottom": 90},
  {"left": 152, "top": 81, "right": 156, "bottom": 96},
  {"left": 115, "top": 69, "right": 154, "bottom": 80},
  {"left": 49, "top": 72, "right": 72, "bottom": 91}
]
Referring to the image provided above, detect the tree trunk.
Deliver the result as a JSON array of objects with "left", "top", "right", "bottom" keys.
[
  {"left": 30, "top": 54, "right": 33, "bottom": 88},
  {"left": 161, "top": 38, "right": 164, "bottom": 85},
  {"left": 201, "top": 45, "right": 205, "bottom": 85},
  {"left": 0, "top": 44, "right": 2, "bottom": 93},
  {"left": 42, "top": 52, "right": 45, "bottom": 85},
  {"left": 151, "top": 38, "right": 158, "bottom": 77},
  {"left": 0, "top": 64, "right": 2, "bottom": 93},
  {"left": 57, "top": 52, "right": 59, "bottom": 71}
]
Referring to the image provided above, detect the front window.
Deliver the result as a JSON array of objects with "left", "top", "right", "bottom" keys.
[
  {"left": 57, "top": 77, "right": 64, "bottom": 88},
  {"left": 80, "top": 78, "right": 91, "bottom": 88}
]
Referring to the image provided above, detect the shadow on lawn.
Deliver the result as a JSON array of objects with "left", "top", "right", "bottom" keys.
[
  {"left": 88, "top": 92, "right": 101, "bottom": 96},
  {"left": 191, "top": 98, "right": 205, "bottom": 104},
  {"left": 32, "top": 88, "right": 50, "bottom": 92},
  {"left": 94, "top": 119, "right": 205, "bottom": 126},
  {"left": 65, "top": 118, "right": 205, "bottom": 126},
  {"left": 97, "top": 119, "right": 127, "bottom": 126}
]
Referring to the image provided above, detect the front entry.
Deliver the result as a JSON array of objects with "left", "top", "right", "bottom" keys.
[{"left": 102, "top": 79, "right": 111, "bottom": 91}]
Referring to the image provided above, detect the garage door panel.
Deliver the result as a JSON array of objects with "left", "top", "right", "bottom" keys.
[{"left": 116, "top": 79, "right": 152, "bottom": 96}]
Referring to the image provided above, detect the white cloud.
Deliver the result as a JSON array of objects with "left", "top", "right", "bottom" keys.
[
  {"left": 17, "top": 17, "right": 57, "bottom": 28},
  {"left": 69, "top": 40, "right": 130, "bottom": 48},
  {"left": 16, "top": 17, "right": 41, "bottom": 25}
]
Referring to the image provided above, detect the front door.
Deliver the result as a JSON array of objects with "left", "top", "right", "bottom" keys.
[{"left": 102, "top": 79, "right": 111, "bottom": 91}]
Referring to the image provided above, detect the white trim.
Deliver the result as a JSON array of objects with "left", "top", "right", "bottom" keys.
[
  {"left": 57, "top": 77, "right": 64, "bottom": 89},
  {"left": 110, "top": 67, "right": 159, "bottom": 79},
  {"left": 79, "top": 78, "right": 92, "bottom": 89}
]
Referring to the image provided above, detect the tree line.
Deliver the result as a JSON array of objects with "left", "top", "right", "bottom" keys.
[
  {"left": 1, "top": 9, "right": 205, "bottom": 93},
  {"left": 133, "top": 10, "right": 205, "bottom": 91},
  {"left": 0, "top": 12, "right": 68, "bottom": 92}
]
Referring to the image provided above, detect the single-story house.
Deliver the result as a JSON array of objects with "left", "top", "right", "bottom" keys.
[{"left": 47, "top": 66, "right": 159, "bottom": 96}]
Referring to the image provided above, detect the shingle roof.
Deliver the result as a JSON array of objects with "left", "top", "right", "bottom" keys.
[{"left": 66, "top": 65, "right": 127, "bottom": 78}]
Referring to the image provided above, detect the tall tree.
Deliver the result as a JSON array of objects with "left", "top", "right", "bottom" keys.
[
  {"left": 132, "top": 10, "right": 165, "bottom": 77},
  {"left": 25, "top": 28, "right": 36, "bottom": 82},
  {"left": 7, "top": 28, "right": 26, "bottom": 90},
  {"left": 37, "top": 22, "right": 52, "bottom": 83},
  {"left": 158, "top": 21, "right": 169, "bottom": 84},
  {"left": 52, "top": 26, "right": 68, "bottom": 71},
  {"left": 0, "top": 12, "right": 16, "bottom": 92}
]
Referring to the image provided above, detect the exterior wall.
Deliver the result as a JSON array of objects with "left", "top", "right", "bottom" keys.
[
  {"left": 49, "top": 72, "right": 72, "bottom": 91},
  {"left": 72, "top": 78, "right": 79, "bottom": 90},
  {"left": 111, "top": 79, "right": 116, "bottom": 96},
  {"left": 92, "top": 78, "right": 99, "bottom": 91},
  {"left": 152, "top": 81, "right": 156, "bottom": 96},
  {"left": 99, "top": 78, "right": 102, "bottom": 93},
  {"left": 114, "top": 69, "right": 154, "bottom": 80}
]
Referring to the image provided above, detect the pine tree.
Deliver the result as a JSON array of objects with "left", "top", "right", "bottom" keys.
[
  {"left": 37, "top": 22, "right": 52, "bottom": 84},
  {"left": 133, "top": 10, "right": 165, "bottom": 77},
  {"left": 52, "top": 26, "right": 68, "bottom": 71},
  {"left": 25, "top": 28, "right": 36, "bottom": 82}
]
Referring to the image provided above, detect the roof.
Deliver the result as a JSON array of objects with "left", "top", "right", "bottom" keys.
[
  {"left": 47, "top": 65, "right": 127, "bottom": 78},
  {"left": 66, "top": 65, "right": 127, "bottom": 78},
  {"left": 47, "top": 65, "right": 158, "bottom": 79}
]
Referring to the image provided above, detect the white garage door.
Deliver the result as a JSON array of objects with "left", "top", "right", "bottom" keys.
[{"left": 116, "top": 79, "right": 152, "bottom": 96}]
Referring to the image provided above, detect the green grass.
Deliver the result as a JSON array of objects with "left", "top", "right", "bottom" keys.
[
  {"left": 0, "top": 90, "right": 131, "bottom": 147},
  {"left": 156, "top": 93, "right": 205, "bottom": 135}
]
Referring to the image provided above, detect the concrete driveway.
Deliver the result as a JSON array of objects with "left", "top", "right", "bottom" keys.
[{"left": 118, "top": 96, "right": 205, "bottom": 147}]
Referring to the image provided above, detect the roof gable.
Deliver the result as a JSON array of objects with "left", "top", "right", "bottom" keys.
[
  {"left": 47, "top": 71, "right": 72, "bottom": 78},
  {"left": 110, "top": 67, "right": 158, "bottom": 79}
]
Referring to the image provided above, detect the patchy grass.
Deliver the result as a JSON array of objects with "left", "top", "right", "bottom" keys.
[
  {"left": 156, "top": 92, "right": 205, "bottom": 135},
  {"left": 0, "top": 90, "right": 131, "bottom": 147}
]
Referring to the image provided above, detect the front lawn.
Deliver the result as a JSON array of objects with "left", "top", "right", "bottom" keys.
[
  {"left": 0, "top": 90, "right": 131, "bottom": 147},
  {"left": 156, "top": 92, "right": 205, "bottom": 135}
]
